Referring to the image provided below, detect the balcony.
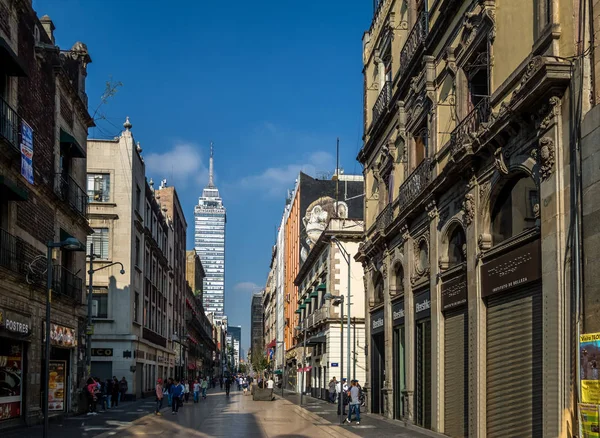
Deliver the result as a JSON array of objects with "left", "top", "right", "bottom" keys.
[
  {"left": 397, "top": 158, "right": 432, "bottom": 212},
  {"left": 143, "top": 327, "right": 167, "bottom": 348},
  {"left": 450, "top": 97, "right": 491, "bottom": 159},
  {"left": 55, "top": 173, "right": 88, "bottom": 218},
  {"left": 0, "top": 227, "right": 44, "bottom": 277},
  {"left": 376, "top": 204, "right": 393, "bottom": 233},
  {"left": 372, "top": 80, "right": 392, "bottom": 130},
  {"left": 399, "top": 10, "right": 429, "bottom": 81},
  {"left": 0, "top": 94, "right": 20, "bottom": 153},
  {"left": 52, "top": 265, "right": 83, "bottom": 301}
]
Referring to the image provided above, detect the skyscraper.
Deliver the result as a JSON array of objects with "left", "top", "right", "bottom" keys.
[{"left": 194, "top": 144, "right": 227, "bottom": 324}]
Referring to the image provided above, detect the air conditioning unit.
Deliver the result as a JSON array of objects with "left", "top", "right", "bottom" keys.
[{"left": 92, "top": 300, "right": 98, "bottom": 317}]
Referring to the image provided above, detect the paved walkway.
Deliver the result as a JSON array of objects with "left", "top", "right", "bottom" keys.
[{"left": 3, "top": 389, "right": 443, "bottom": 437}]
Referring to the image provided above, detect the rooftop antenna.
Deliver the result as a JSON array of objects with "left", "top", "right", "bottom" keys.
[
  {"left": 208, "top": 142, "right": 215, "bottom": 187},
  {"left": 335, "top": 137, "right": 340, "bottom": 217}
]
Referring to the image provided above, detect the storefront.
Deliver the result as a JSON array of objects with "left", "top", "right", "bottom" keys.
[
  {"left": 391, "top": 299, "right": 405, "bottom": 420},
  {"left": 370, "top": 308, "right": 384, "bottom": 414},
  {"left": 482, "top": 236, "right": 542, "bottom": 437},
  {"left": 414, "top": 289, "right": 431, "bottom": 429},
  {"left": 47, "top": 322, "right": 77, "bottom": 413},
  {"left": 441, "top": 271, "right": 468, "bottom": 437},
  {"left": 91, "top": 348, "right": 114, "bottom": 380},
  {"left": 0, "top": 308, "right": 31, "bottom": 423}
]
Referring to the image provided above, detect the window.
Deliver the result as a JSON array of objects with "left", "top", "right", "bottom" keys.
[
  {"left": 448, "top": 226, "right": 467, "bottom": 266},
  {"left": 136, "top": 185, "right": 141, "bottom": 212},
  {"left": 92, "top": 287, "right": 108, "bottom": 318},
  {"left": 134, "top": 292, "right": 139, "bottom": 322},
  {"left": 491, "top": 175, "right": 538, "bottom": 245},
  {"left": 87, "top": 173, "right": 110, "bottom": 202},
  {"left": 87, "top": 228, "right": 109, "bottom": 260},
  {"left": 135, "top": 237, "right": 140, "bottom": 267}
]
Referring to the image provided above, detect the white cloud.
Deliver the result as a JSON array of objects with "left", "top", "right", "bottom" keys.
[
  {"left": 233, "top": 282, "right": 262, "bottom": 293},
  {"left": 145, "top": 143, "right": 209, "bottom": 188}
]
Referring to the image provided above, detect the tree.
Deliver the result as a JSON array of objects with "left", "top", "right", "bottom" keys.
[{"left": 251, "top": 351, "right": 269, "bottom": 377}]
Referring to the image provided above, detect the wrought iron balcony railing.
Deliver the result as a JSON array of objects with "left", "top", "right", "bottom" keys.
[
  {"left": 0, "top": 94, "right": 20, "bottom": 153},
  {"left": 55, "top": 173, "right": 88, "bottom": 218},
  {"left": 399, "top": 10, "right": 429, "bottom": 81},
  {"left": 376, "top": 203, "right": 393, "bottom": 233},
  {"left": 372, "top": 80, "right": 392, "bottom": 129},
  {"left": 450, "top": 97, "right": 491, "bottom": 154},
  {"left": 0, "top": 227, "right": 45, "bottom": 277},
  {"left": 52, "top": 264, "right": 83, "bottom": 301},
  {"left": 397, "top": 157, "right": 432, "bottom": 211}
]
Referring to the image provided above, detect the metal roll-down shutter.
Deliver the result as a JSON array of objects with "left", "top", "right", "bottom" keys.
[{"left": 444, "top": 307, "right": 468, "bottom": 437}]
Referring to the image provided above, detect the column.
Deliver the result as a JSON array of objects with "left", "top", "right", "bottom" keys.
[
  {"left": 402, "top": 226, "right": 415, "bottom": 423},
  {"left": 383, "top": 249, "right": 394, "bottom": 418}
]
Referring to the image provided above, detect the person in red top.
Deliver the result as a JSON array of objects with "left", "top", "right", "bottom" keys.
[
  {"left": 155, "top": 378, "right": 164, "bottom": 415},
  {"left": 86, "top": 377, "right": 99, "bottom": 415}
]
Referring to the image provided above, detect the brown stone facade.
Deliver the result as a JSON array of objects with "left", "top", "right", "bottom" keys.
[{"left": 0, "top": 0, "right": 93, "bottom": 428}]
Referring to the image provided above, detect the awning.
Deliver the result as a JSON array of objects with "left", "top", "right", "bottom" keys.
[
  {"left": 295, "top": 309, "right": 302, "bottom": 314},
  {"left": 298, "top": 304, "right": 306, "bottom": 310},
  {"left": 310, "top": 290, "right": 319, "bottom": 298},
  {"left": 188, "top": 364, "right": 196, "bottom": 370},
  {"left": 306, "top": 335, "right": 327, "bottom": 346},
  {"left": 273, "top": 369, "right": 283, "bottom": 375},
  {"left": 303, "top": 298, "right": 311, "bottom": 305},
  {"left": 0, "top": 175, "right": 28, "bottom": 201},
  {"left": 0, "top": 37, "right": 27, "bottom": 77},
  {"left": 316, "top": 283, "right": 326, "bottom": 291},
  {"left": 266, "top": 339, "right": 277, "bottom": 349},
  {"left": 60, "top": 128, "right": 85, "bottom": 158}
]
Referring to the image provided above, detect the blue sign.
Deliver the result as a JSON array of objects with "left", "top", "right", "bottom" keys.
[
  {"left": 20, "top": 120, "right": 33, "bottom": 184},
  {"left": 331, "top": 362, "right": 339, "bottom": 367}
]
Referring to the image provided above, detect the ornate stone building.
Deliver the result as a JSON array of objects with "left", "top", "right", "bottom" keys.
[{"left": 357, "top": 0, "right": 587, "bottom": 436}]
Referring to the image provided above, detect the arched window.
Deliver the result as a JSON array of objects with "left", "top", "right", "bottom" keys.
[
  {"left": 394, "top": 264, "right": 405, "bottom": 294},
  {"left": 491, "top": 174, "right": 538, "bottom": 245},
  {"left": 448, "top": 226, "right": 466, "bottom": 266},
  {"left": 374, "top": 273, "right": 384, "bottom": 305}
]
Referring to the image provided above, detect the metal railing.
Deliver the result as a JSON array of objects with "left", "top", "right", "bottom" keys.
[
  {"left": 450, "top": 97, "right": 491, "bottom": 153},
  {"left": 0, "top": 94, "right": 20, "bottom": 153},
  {"left": 372, "top": 80, "right": 392, "bottom": 129},
  {"left": 399, "top": 10, "right": 429, "bottom": 80},
  {"left": 0, "top": 227, "right": 45, "bottom": 277},
  {"left": 52, "top": 265, "right": 83, "bottom": 301},
  {"left": 397, "top": 158, "right": 432, "bottom": 210},
  {"left": 376, "top": 204, "right": 393, "bottom": 233},
  {"left": 55, "top": 173, "right": 88, "bottom": 218}
]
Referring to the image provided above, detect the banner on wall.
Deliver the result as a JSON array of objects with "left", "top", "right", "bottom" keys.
[
  {"left": 579, "top": 403, "right": 600, "bottom": 438},
  {"left": 20, "top": 120, "right": 33, "bottom": 185},
  {"left": 48, "top": 360, "right": 66, "bottom": 412},
  {"left": 581, "top": 333, "right": 600, "bottom": 404}
]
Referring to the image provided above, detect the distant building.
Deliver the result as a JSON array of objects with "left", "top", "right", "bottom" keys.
[
  {"left": 227, "top": 325, "right": 241, "bottom": 370},
  {"left": 194, "top": 144, "right": 227, "bottom": 324},
  {"left": 251, "top": 292, "right": 264, "bottom": 359}
]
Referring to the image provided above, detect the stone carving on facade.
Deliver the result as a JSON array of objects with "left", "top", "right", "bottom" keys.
[
  {"left": 534, "top": 95, "right": 561, "bottom": 131},
  {"left": 494, "top": 147, "right": 509, "bottom": 175},
  {"left": 511, "top": 56, "right": 544, "bottom": 101},
  {"left": 462, "top": 193, "right": 475, "bottom": 227},
  {"left": 411, "top": 232, "right": 430, "bottom": 284},
  {"left": 478, "top": 233, "right": 492, "bottom": 251},
  {"left": 381, "top": 262, "right": 388, "bottom": 281},
  {"left": 426, "top": 200, "right": 438, "bottom": 220},
  {"left": 400, "top": 224, "right": 410, "bottom": 242},
  {"left": 532, "top": 136, "right": 555, "bottom": 181}
]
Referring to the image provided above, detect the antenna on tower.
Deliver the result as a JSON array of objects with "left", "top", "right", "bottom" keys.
[
  {"left": 335, "top": 137, "right": 340, "bottom": 217},
  {"left": 208, "top": 141, "right": 214, "bottom": 187}
]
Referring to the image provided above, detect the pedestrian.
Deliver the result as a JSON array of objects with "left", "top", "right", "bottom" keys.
[
  {"left": 344, "top": 380, "right": 361, "bottom": 425},
  {"left": 201, "top": 376, "right": 209, "bottom": 399},
  {"left": 119, "top": 377, "right": 128, "bottom": 403},
  {"left": 225, "top": 376, "right": 231, "bottom": 396},
  {"left": 193, "top": 379, "right": 200, "bottom": 403},
  {"left": 242, "top": 377, "right": 249, "bottom": 395},
  {"left": 328, "top": 377, "right": 337, "bottom": 403},
  {"left": 184, "top": 380, "right": 190, "bottom": 403},
  {"left": 99, "top": 379, "right": 108, "bottom": 411},
  {"left": 238, "top": 375, "right": 242, "bottom": 391},
  {"left": 267, "top": 376, "right": 274, "bottom": 389},
  {"left": 155, "top": 378, "right": 164, "bottom": 415},
  {"left": 105, "top": 378, "right": 113, "bottom": 409},
  {"left": 336, "top": 378, "right": 347, "bottom": 416},
  {"left": 171, "top": 378, "right": 183, "bottom": 414},
  {"left": 86, "top": 377, "right": 99, "bottom": 415},
  {"left": 111, "top": 376, "right": 119, "bottom": 407},
  {"left": 166, "top": 378, "right": 173, "bottom": 407}
]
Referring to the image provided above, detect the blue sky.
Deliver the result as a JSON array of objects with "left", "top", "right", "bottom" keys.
[{"left": 34, "top": 0, "right": 371, "bottom": 351}]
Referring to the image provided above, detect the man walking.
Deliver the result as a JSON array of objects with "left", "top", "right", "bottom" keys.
[
  {"left": 328, "top": 377, "right": 337, "bottom": 403},
  {"left": 201, "top": 376, "right": 209, "bottom": 399},
  {"left": 336, "top": 378, "right": 348, "bottom": 416},
  {"left": 171, "top": 379, "right": 183, "bottom": 414},
  {"left": 344, "top": 380, "right": 361, "bottom": 425}
]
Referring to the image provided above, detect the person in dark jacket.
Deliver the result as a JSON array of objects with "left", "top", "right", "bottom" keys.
[
  {"left": 119, "top": 377, "right": 128, "bottom": 402},
  {"left": 111, "top": 376, "right": 119, "bottom": 407},
  {"left": 105, "top": 378, "right": 113, "bottom": 409},
  {"left": 171, "top": 379, "right": 184, "bottom": 414}
]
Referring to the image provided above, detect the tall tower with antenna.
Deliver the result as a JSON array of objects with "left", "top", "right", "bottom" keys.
[{"left": 194, "top": 142, "right": 227, "bottom": 325}]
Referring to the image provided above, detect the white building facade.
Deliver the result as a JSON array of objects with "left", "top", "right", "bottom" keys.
[{"left": 194, "top": 145, "right": 227, "bottom": 324}]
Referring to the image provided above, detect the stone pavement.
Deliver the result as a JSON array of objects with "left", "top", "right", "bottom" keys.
[{"left": 3, "top": 389, "right": 442, "bottom": 437}]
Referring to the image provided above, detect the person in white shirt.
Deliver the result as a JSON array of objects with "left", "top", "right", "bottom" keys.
[
  {"left": 267, "top": 377, "right": 274, "bottom": 389},
  {"left": 336, "top": 378, "right": 347, "bottom": 415}
]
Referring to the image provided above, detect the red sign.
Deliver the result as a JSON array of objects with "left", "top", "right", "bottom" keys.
[{"left": 0, "top": 401, "right": 20, "bottom": 421}]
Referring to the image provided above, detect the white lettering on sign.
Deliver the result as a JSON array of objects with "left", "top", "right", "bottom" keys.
[
  {"left": 491, "top": 277, "right": 528, "bottom": 294},
  {"left": 393, "top": 309, "right": 405, "bottom": 320},
  {"left": 6, "top": 319, "right": 29, "bottom": 334},
  {"left": 416, "top": 299, "right": 431, "bottom": 313},
  {"left": 487, "top": 253, "right": 532, "bottom": 278},
  {"left": 372, "top": 318, "right": 384, "bottom": 329}
]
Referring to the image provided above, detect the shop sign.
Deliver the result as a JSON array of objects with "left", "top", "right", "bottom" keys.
[
  {"left": 48, "top": 360, "right": 66, "bottom": 411},
  {"left": 20, "top": 120, "right": 34, "bottom": 185},
  {"left": 44, "top": 323, "right": 77, "bottom": 347},
  {"left": 392, "top": 300, "right": 404, "bottom": 326},
  {"left": 0, "top": 309, "right": 31, "bottom": 335},
  {"left": 578, "top": 403, "right": 600, "bottom": 438},
  {"left": 580, "top": 332, "right": 600, "bottom": 404},
  {"left": 371, "top": 309, "right": 384, "bottom": 335},
  {"left": 415, "top": 290, "right": 431, "bottom": 320},
  {"left": 0, "top": 341, "right": 23, "bottom": 421},
  {"left": 441, "top": 273, "right": 467, "bottom": 311},
  {"left": 481, "top": 239, "right": 541, "bottom": 297},
  {"left": 331, "top": 362, "right": 339, "bottom": 367},
  {"left": 91, "top": 348, "right": 113, "bottom": 357}
]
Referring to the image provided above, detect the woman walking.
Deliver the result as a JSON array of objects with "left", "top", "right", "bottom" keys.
[
  {"left": 201, "top": 376, "right": 208, "bottom": 399},
  {"left": 193, "top": 379, "right": 200, "bottom": 403},
  {"left": 184, "top": 380, "right": 190, "bottom": 403},
  {"left": 155, "top": 378, "right": 164, "bottom": 415}
]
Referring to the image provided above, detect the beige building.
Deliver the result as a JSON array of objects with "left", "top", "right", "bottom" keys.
[
  {"left": 357, "top": 0, "right": 591, "bottom": 436},
  {"left": 87, "top": 121, "right": 177, "bottom": 397},
  {"left": 263, "top": 247, "right": 277, "bottom": 359},
  {"left": 293, "top": 219, "right": 366, "bottom": 398},
  {"left": 0, "top": 6, "right": 93, "bottom": 425}
]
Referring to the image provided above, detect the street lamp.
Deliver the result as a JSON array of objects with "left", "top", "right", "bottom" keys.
[
  {"left": 331, "top": 237, "right": 352, "bottom": 384},
  {"left": 86, "top": 243, "right": 125, "bottom": 376},
  {"left": 44, "top": 237, "right": 85, "bottom": 438},
  {"left": 294, "top": 321, "right": 308, "bottom": 406},
  {"left": 324, "top": 292, "right": 344, "bottom": 425},
  {"left": 275, "top": 340, "right": 285, "bottom": 399}
]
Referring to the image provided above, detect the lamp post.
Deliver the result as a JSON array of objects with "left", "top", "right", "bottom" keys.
[
  {"left": 331, "top": 237, "right": 352, "bottom": 383},
  {"left": 44, "top": 237, "right": 85, "bottom": 438},
  {"left": 324, "top": 292, "right": 344, "bottom": 425},
  {"left": 86, "top": 243, "right": 125, "bottom": 376},
  {"left": 274, "top": 340, "right": 285, "bottom": 398},
  {"left": 295, "top": 321, "right": 308, "bottom": 405}
]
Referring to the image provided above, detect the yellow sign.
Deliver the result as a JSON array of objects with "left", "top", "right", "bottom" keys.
[
  {"left": 579, "top": 403, "right": 600, "bottom": 438},
  {"left": 581, "top": 332, "right": 600, "bottom": 404}
]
